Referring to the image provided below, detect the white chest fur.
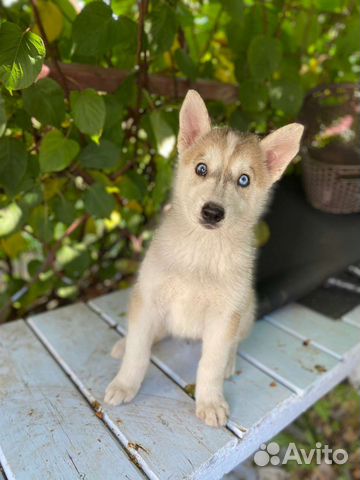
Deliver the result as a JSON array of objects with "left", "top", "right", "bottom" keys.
[{"left": 139, "top": 217, "right": 254, "bottom": 340}]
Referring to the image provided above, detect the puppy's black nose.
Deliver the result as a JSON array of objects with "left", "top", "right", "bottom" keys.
[{"left": 201, "top": 202, "right": 225, "bottom": 224}]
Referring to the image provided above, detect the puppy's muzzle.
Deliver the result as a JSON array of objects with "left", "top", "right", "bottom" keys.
[{"left": 201, "top": 202, "right": 225, "bottom": 227}]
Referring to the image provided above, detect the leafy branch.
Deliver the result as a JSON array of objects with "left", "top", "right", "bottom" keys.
[{"left": 0, "top": 0, "right": 358, "bottom": 322}]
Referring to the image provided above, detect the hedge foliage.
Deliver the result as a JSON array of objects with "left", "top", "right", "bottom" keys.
[{"left": 0, "top": 0, "right": 359, "bottom": 321}]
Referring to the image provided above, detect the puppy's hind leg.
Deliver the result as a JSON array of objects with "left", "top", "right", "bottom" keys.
[{"left": 104, "top": 288, "right": 159, "bottom": 406}]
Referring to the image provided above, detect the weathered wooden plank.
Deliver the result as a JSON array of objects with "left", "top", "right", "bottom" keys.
[
  {"left": 89, "top": 292, "right": 294, "bottom": 435},
  {"left": 90, "top": 289, "right": 130, "bottom": 320},
  {"left": 0, "top": 465, "right": 6, "bottom": 480},
  {"left": 239, "top": 321, "right": 339, "bottom": 394},
  {"left": 28, "top": 304, "right": 239, "bottom": 480},
  {"left": 0, "top": 320, "right": 143, "bottom": 480},
  {"left": 266, "top": 304, "right": 360, "bottom": 359},
  {"left": 342, "top": 305, "right": 360, "bottom": 328}
]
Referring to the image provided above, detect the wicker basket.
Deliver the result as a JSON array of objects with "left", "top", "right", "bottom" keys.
[
  {"left": 300, "top": 83, "right": 360, "bottom": 214},
  {"left": 302, "top": 150, "right": 360, "bottom": 214}
]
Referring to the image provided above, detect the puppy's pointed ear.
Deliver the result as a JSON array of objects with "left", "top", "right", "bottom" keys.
[
  {"left": 178, "top": 90, "right": 211, "bottom": 154},
  {"left": 261, "top": 123, "right": 304, "bottom": 182}
]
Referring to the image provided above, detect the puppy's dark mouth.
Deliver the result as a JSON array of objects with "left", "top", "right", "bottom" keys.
[{"left": 199, "top": 220, "right": 221, "bottom": 230}]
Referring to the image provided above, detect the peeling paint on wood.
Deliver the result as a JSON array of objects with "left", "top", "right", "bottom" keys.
[
  {"left": 265, "top": 303, "right": 360, "bottom": 360},
  {"left": 239, "top": 321, "right": 339, "bottom": 394},
  {"left": 28, "top": 304, "right": 238, "bottom": 480},
  {"left": 2, "top": 294, "right": 360, "bottom": 480},
  {"left": 0, "top": 320, "right": 143, "bottom": 480}
]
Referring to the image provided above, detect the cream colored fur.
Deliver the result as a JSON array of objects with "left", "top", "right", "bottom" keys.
[{"left": 104, "top": 90, "right": 304, "bottom": 427}]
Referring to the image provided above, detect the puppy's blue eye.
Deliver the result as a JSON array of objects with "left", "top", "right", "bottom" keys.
[
  {"left": 238, "top": 174, "right": 250, "bottom": 187},
  {"left": 196, "top": 163, "right": 207, "bottom": 176}
]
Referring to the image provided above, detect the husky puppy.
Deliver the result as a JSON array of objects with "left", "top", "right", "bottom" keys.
[{"left": 104, "top": 90, "right": 304, "bottom": 427}]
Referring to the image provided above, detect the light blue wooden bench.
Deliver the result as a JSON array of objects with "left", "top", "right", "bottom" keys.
[{"left": 1, "top": 289, "right": 360, "bottom": 479}]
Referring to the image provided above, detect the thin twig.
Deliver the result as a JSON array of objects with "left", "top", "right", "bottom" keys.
[
  {"left": 111, "top": 161, "right": 137, "bottom": 181},
  {"left": 111, "top": 0, "right": 149, "bottom": 181}
]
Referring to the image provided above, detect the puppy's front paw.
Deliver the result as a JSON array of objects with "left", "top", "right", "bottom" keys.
[
  {"left": 111, "top": 338, "right": 126, "bottom": 359},
  {"left": 104, "top": 379, "right": 138, "bottom": 406},
  {"left": 196, "top": 398, "right": 229, "bottom": 427}
]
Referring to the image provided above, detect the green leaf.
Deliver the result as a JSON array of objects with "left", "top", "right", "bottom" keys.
[
  {"left": 14, "top": 153, "right": 40, "bottom": 194},
  {"left": 84, "top": 183, "right": 116, "bottom": 218},
  {"left": 0, "top": 202, "right": 23, "bottom": 237},
  {"left": 248, "top": 35, "right": 282, "bottom": 80},
  {"left": 112, "top": 16, "right": 138, "bottom": 54},
  {"left": 73, "top": 2, "right": 137, "bottom": 61},
  {"left": 56, "top": 284, "right": 79, "bottom": 299},
  {"left": 22, "top": 78, "right": 65, "bottom": 127},
  {"left": 56, "top": 243, "right": 91, "bottom": 276},
  {"left": 313, "top": 0, "right": 346, "bottom": 12},
  {"left": 115, "top": 75, "right": 136, "bottom": 107},
  {"left": 151, "top": 156, "right": 172, "bottom": 209},
  {"left": 1, "top": 232, "right": 29, "bottom": 258},
  {"left": 269, "top": 79, "right": 304, "bottom": 116},
  {"left": 175, "top": 2, "right": 193, "bottom": 29},
  {"left": 20, "top": 275, "right": 55, "bottom": 310},
  {"left": 0, "top": 137, "right": 28, "bottom": 195},
  {"left": 53, "top": 0, "right": 77, "bottom": 21},
  {"left": 39, "top": 130, "right": 80, "bottom": 172},
  {"left": 336, "top": 17, "right": 360, "bottom": 58},
  {"left": 10, "top": 108, "right": 32, "bottom": 131},
  {"left": 29, "top": 205, "right": 54, "bottom": 242},
  {"left": 53, "top": 196, "right": 76, "bottom": 224},
  {"left": 70, "top": 89, "right": 106, "bottom": 136},
  {"left": 20, "top": 186, "right": 43, "bottom": 210},
  {"left": 111, "top": 0, "right": 136, "bottom": 16},
  {"left": 118, "top": 177, "right": 143, "bottom": 202},
  {"left": 174, "top": 49, "right": 197, "bottom": 81},
  {"left": 223, "top": 0, "right": 244, "bottom": 17},
  {"left": 33, "top": 0, "right": 64, "bottom": 43},
  {"left": 72, "top": 1, "right": 114, "bottom": 57},
  {"left": 0, "top": 22, "right": 46, "bottom": 92},
  {"left": 229, "top": 109, "right": 252, "bottom": 132},
  {"left": 0, "top": 93, "right": 6, "bottom": 136},
  {"left": 290, "top": 12, "right": 320, "bottom": 50},
  {"left": 79, "top": 140, "right": 121, "bottom": 169},
  {"left": 239, "top": 80, "right": 269, "bottom": 112},
  {"left": 102, "top": 94, "right": 125, "bottom": 145},
  {"left": 149, "top": 111, "right": 176, "bottom": 158},
  {"left": 149, "top": 4, "right": 177, "bottom": 53},
  {"left": 27, "top": 259, "right": 42, "bottom": 277}
]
